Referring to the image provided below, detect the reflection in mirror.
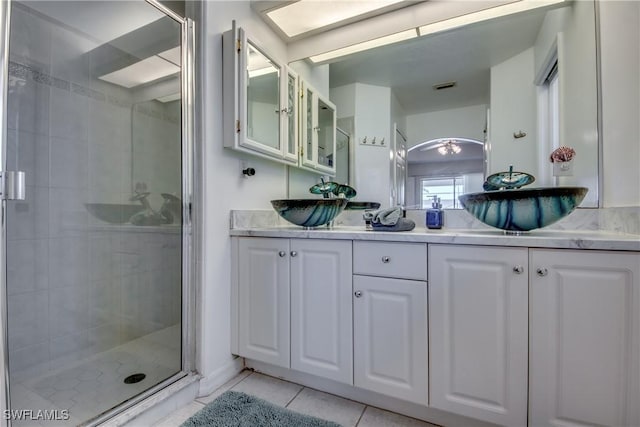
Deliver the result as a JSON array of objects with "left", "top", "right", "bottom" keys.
[
  {"left": 286, "top": 72, "right": 297, "bottom": 155},
  {"left": 247, "top": 43, "right": 280, "bottom": 149},
  {"left": 132, "top": 98, "right": 182, "bottom": 211},
  {"left": 335, "top": 128, "right": 350, "bottom": 185},
  {"left": 317, "top": 99, "right": 335, "bottom": 168},
  {"left": 391, "top": 126, "right": 407, "bottom": 207},
  {"left": 306, "top": 87, "right": 313, "bottom": 162},
  {"left": 406, "top": 138, "right": 484, "bottom": 209},
  {"left": 291, "top": 0, "right": 599, "bottom": 208}
]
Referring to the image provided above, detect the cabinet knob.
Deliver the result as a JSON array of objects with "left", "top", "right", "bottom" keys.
[
  {"left": 536, "top": 268, "right": 548, "bottom": 277},
  {"left": 354, "top": 291, "right": 363, "bottom": 298},
  {"left": 381, "top": 256, "right": 390, "bottom": 263},
  {"left": 290, "top": 251, "right": 298, "bottom": 257},
  {"left": 513, "top": 265, "right": 524, "bottom": 274},
  {"left": 278, "top": 251, "right": 286, "bottom": 257}
]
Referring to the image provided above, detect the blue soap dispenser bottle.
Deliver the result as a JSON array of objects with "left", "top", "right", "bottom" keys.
[{"left": 426, "top": 196, "right": 444, "bottom": 229}]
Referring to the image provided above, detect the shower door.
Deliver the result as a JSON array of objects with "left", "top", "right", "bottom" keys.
[{"left": 0, "top": 1, "right": 193, "bottom": 425}]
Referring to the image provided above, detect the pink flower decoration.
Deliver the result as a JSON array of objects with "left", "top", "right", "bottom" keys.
[{"left": 549, "top": 146, "right": 576, "bottom": 163}]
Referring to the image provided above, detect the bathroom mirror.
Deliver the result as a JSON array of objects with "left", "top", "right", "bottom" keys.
[
  {"left": 288, "top": 1, "right": 599, "bottom": 208},
  {"left": 246, "top": 42, "right": 281, "bottom": 149}
]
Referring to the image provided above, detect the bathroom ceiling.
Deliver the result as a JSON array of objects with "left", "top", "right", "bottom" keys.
[{"left": 328, "top": 7, "right": 547, "bottom": 114}]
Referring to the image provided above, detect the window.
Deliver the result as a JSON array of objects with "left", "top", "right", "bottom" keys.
[
  {"left": 546, "top": 61, "right": 560, "bottom": 151},
  {"left": 420, "top": 177, "right": 464, "bottom": 209},
  {"left": 419, "top": 173, "right": 484, "bottom": 209}
]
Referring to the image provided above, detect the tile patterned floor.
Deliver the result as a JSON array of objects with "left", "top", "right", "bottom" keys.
[
  {"left": 157, "top": 371, "right": 440, "bottom": 427},
  {"left": 11, "top": 325, "right": 181, "bottom": 426}
]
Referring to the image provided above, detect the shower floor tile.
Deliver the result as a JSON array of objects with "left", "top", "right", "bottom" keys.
[{"left": 11, "top": 324, "right": 181, "bottom": 426}]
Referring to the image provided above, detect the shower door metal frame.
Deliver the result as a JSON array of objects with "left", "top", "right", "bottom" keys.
[
  {"left": 0, "top": 0, "right": 11, "bottom": 425},
  {"left": 0, "top": 0, "right": 198, "bottom": 424}
]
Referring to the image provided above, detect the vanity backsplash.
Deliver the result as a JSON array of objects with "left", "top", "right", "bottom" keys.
[{"left": 231, "top": 207, "right": 640, "bottom": 235}]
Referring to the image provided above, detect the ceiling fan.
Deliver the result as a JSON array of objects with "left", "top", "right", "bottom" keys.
[{"left": 419, "top": 139, "right": 462, "bottom": 155}]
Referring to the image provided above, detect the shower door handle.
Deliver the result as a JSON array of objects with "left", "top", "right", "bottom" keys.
[{"left": 1, "top": 171, "right": 26, "bottom": 200}]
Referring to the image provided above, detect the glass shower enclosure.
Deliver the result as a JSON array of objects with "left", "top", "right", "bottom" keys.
[{"left": 0, "top": 1, "right": 194, "bottom": 425}]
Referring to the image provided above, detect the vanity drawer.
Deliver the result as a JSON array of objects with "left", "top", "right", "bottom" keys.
[{"left": 353, "top": 241, "right": 427, "bottom": 281}]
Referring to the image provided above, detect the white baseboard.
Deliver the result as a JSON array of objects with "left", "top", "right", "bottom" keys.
[
  {"left": 246, "top": 360, "right": 497, "bottom": 427},
  {"left": 197, "top": 356, "right": 244, "bottom": 397}
]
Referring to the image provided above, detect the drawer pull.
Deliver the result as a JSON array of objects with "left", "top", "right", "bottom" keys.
[{"left": 381, "top": 256, "right": 390, "bottom": 263}]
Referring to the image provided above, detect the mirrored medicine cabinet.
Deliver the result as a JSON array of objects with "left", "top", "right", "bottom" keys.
[{"left": 223, "top": 23, "right": 337, "bottom": 176}]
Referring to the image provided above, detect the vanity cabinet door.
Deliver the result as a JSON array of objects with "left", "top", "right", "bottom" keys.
[
  {"left": 353, "top": 275, "right": 428, "bottom": 405},
  {"left": 237, "top": 237, "right": 290, "bottom": 368},
  {"left": 290, "top": 239, "right": 353, "bottom": 384},
  {"left": 429, "top": 244, "right": 528, "bottom": 426},
  {"left": 529, "top": 249, "right": 640, "bottom": 427}
]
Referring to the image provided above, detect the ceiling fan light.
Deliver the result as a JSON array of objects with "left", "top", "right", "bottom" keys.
[{"left": 438, "top": 140, "right": 462, "bottom": 155}]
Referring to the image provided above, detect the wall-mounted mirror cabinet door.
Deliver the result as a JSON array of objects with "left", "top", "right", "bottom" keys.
[
  {"left": 300, "top": 82, "right": 316, "bottom": 169},
  {"left": 299, "top": 80, "right": 337, "bottom": 175},
  {"left": 316, "top": 95, "right": 337, "bottom": 174},
  {"left": 282, "top": 68, "right": 299, "bottom": 163},
  {"left": 223, "top": 25, "right": 297, "bottom": 165}
]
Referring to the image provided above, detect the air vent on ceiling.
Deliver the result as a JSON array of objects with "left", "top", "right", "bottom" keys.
[{"left": 433, "top": 81, "right": 457, "bottom": 90}]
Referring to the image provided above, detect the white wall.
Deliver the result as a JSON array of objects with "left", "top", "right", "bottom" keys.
[
  {"left": 600, "top": 0, "right": 640, "bottom": 207},
  {"left": 290, "top": 60, "right": 330, "bottom": 97},
  {"left": 557, "top": 0, "right": 599, "bottom": 206},
  {"left": 197, "top": 0, "right": 292, "bottom": 389},
  {"left": 330, "top": 83, "right": 356, "bottom": 118},
  {"left": 533, "top": 0, "right": 599, "bottom": 206},
  {"left": 353, "top": 83, "right": 392, "bottom": 205},
  {"left": 488, "top": 47, "right": 538, "bottom": 175},
  {"left": 406, "top": 104, "right": 486, "bottom": 149}
]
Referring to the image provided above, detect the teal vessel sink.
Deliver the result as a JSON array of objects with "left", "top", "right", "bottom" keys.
[
  {"left": 459, "top": 187, "right": 588, "bottom": 233},
  {"left": 271, "top": 199, "right": 348, "bottom": 228}
]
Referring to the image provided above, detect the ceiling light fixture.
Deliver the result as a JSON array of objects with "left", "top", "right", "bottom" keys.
[
  {"left": 99, "top": 55, "right": 179, "bottom": 88},
  {"left": 307, "top": 0, "right": 566, "bottom": 64},
  {"left": 267, "top": 0, "right": 405, "bottom": 38},
  {"left": 438, "top": 140, "right": 462, "bottom": 156},
  {"left": 309, "top": 29, "right": 417, "bottom": 63},
  {"left": 417, "top": 0, "right": 565, "bottom": 37}
]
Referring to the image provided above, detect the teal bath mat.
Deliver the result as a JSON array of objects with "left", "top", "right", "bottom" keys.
[{"left": 181, "top": 390, "right": 342, "bottom": 427}]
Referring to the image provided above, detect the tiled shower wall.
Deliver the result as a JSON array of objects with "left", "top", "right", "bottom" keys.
[{"left": 6, "top": 3, "right": 182, "bottom": 381}]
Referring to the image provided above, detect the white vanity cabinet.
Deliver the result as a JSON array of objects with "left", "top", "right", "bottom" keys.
[
  {"left": 237, "top": 237, "right": 291, "bottom": 368},
  {"left": 353, "top": 242, "right": 429, "bottom": 405},
  {"left": 529, "top": 249, "right": 640, "bottom": 427},
  {"left": 233, "top": 233, "right": 639, "bottom": 427},
  {"left": 428, "top": 244, "right": 529, "bottom": 426},
  {"left": 290, "top": 239, "right": 353, "bottom": 384},
  {"left": 235, "top": 237, "right": 353, "bottom": 382},
  {"left": 223, "top": 25, "right": 298, "bottom": 164},
  {"left": 299, "top": 80, "right": 337, "bottom": 176}
]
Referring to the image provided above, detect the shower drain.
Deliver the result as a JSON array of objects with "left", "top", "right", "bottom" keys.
[{"left": 124, "top": 373, "right": 146, "bottom": 384}]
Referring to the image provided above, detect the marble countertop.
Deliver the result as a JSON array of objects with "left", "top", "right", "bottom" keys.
[{"left": 230, "top": 226, "right": 640, "bottom": 251}]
